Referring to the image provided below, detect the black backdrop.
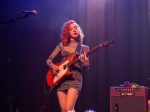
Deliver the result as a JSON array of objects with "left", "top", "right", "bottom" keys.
[{"left": 0, "top": 0, "right": 150, "bottom": 112}]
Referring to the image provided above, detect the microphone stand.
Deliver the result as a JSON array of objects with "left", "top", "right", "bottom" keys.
[
  {"left": 0, "top": 13, "right": 32, "bottom": 26},
  {"left": 0, "top": 13, "right": 34, "bottom": 112}
]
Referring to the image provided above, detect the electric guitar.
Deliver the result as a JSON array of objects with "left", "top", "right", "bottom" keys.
[{"left": 46, "top": 39, "right": 114, "bottom": 87}]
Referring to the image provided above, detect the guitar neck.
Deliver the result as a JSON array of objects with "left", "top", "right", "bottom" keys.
[
  {"left": 67, "top": 39, "right": 113, "bottom": 67},
  {"left": 86, "top": 44, "right": 102, "bottom": 56},
  {"left": 67, "top": 44, "right": 103, "bottom": 67}
]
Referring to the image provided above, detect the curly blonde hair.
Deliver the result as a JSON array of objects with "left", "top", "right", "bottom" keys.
[{"left": 60, "top": 20, "right": 84, "bottom": 46}]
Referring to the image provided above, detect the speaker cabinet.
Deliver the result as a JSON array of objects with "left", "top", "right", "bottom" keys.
[{"left": 110, "top": 86, "right": 148, "bottom": 112}]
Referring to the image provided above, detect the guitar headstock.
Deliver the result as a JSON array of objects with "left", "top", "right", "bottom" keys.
[{"left": 100, "top": 39, "right": 114, "bottom": 47}]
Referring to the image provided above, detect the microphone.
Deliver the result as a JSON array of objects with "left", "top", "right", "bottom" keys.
[{"left": 21, "top": 10, "right": 37, "bottom": 16}]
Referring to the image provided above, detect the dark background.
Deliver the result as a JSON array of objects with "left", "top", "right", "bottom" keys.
[{"left": 0, "top": 0, "right": 150, "bottom": 112}]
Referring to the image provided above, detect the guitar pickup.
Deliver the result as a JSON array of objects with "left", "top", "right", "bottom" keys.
[{"left": 63, "top": 65, "right": 67, "bottom": 69}]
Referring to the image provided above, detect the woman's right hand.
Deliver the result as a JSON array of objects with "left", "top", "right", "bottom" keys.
[{"left": 51, "top": 64, "right": 59, "bottom": 75}]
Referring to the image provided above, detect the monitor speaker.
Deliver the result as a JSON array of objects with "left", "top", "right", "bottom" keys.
[{"left": 110, "top": 86, "right": 148, "bottom": 112}]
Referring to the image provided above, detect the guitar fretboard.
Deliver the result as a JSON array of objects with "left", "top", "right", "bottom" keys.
[{"left": 67, "top": 39, "right": 113, "bottom": 67}]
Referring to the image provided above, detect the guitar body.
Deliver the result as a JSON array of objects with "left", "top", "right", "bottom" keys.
[{"left": 46, "top": 53, "right": 78, "bottom": 87}]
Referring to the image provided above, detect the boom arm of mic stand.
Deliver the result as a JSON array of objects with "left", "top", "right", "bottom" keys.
[{"left": 0, "top": 14, "right": 32, "bottom": 26}]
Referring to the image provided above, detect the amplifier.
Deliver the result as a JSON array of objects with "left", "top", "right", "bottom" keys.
[{"left": 110, "top": 86, "right": 148, "bottom": 112}]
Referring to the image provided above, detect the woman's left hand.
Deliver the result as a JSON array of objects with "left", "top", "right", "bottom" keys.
[{"left": 79, "top": 51, "right": 89, "bottom": 64}]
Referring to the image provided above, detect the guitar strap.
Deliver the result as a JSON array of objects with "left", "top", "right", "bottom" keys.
[{"left": 76, "top": 43, "right": 82, "bottom": 55}]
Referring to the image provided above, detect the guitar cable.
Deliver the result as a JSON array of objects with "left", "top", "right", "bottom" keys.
[
  {"left": 38, "top": 79, "right": 54, "bottom": 112},
  {"left": 43, "top": 79, "right": 53, "bottom": 95}
]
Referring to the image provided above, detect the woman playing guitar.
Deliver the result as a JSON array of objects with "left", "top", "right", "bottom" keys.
[{"left": 46, "top": 20, "right": 89, "bottom": 112}]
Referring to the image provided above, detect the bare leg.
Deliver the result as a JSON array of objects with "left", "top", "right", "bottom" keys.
[
  {"left": 65, "top": 88, "right": 79, "bottom": 111},
  {"left": 57, "top": 91, "right": 67, "bottom": 112}
]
